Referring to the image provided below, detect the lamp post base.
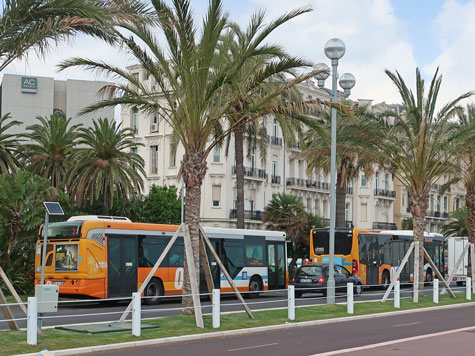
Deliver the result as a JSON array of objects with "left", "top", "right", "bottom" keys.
[{"left": 327, "top": 279, "right": 335, "bottom": 304}]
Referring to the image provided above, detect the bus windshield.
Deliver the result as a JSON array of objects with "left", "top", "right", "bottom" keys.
[
  {"left": 313, "top": 229, "right": 353, "bottom": 255},
  {"left": 39, "top": 222, "right": 82, "bottom": 239}
]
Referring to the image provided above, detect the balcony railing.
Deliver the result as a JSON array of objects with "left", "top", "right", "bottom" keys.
[
  {"left": 374, "top": 189, "right": 396, "bottom": 198},
  {"left": 373, "top": 222, "right": 397, "bottom": 230},
  {"left": 229, "top": 209, "right": 262, "bottom": 220},
  {"left": 268, "top": 135, "right": 283, "bottom": 146},
  {"left": 232, "top": 166, "right": 267, "bottom": 180},
  {"left": 271, "top": 175, "right": 281, "bottom": 184},
  {"left": 286, "top": 177, "right": 330, "bottom": 190},
  {"left": 427, "top": 211, "right": 448, "bottom": 218}
]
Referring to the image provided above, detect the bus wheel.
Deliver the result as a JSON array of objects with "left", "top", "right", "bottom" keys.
[
  {"left": 425, "top": 269, "right": 433, "bottom": 284},
  {"left": 144, "top": 278, "right": 164, "bottom": 305},
  {"left": 354, "top": 283, "right": 363, "bottom": 296},
  {"left": 248, "top": 276, "right": 263, "bottom": 298},
  {"left": 382, "top": 271, "right": 390, "bottom": 289}
]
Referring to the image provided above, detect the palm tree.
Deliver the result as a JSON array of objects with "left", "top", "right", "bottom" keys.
[
  {"left": 0, "top": 0, "right": 155, "bottom": 72},
  {"left": 0, "top": 169, "right": 54, "bottom": 269},
  {"left": 363, "top": 68, "right": 473, "bottom": 295},
  {"left": 66, "top": 118, "right": 145, "bottom": 215},
  {"left": 24, "top": 115, "right": 81, "bottom": 189},
  {"left": 300, "top": 104, "right": 375, "bottom": 227},
  {"left": 58, "top": 0, "right": 316, "bottom": 313},
  {"left": 263, "top": 193, "right": 307, "bottom": 278},
  {"left": 215, "top": 24, "right": 309, "bottom": 228},
  {"left": 441, "top": 207, "right": 468, "bottom": 237},
  {"left": 0, "top": 114, "right": 22, "bottom": 173}
]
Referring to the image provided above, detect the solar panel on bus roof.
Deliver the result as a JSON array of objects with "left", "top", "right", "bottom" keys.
[{"left": 44, "top": 202, "right": 64, "bottom": 215}]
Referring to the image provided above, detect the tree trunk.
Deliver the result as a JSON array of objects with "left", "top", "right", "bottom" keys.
[
  {"left": 466, "top": 190, "right": 475, "bottom": 281},
  {"left": 410, "top": 192, "right": 428, "bottom": 297},
  {"left": 336, "top": 173, "right": 346, "bottom": 228},
  {"left": 234, "top": 127, "right": 245, "bottom": 229},
  {"left": 181, "top": 151, "right": 207, "bottom": 315}
]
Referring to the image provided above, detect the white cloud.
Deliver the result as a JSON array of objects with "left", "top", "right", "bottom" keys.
[
  {"left": 247, "top": 0, "right": 418, "bottom": 104},
  {"left": 2, "top": 0, "right": 418, "bottom": 105},
  {"left": 424, "top": 0, "right": 475, "bottom": 107}
]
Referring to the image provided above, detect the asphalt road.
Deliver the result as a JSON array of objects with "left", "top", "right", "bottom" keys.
[
  {"left": 92, "top": 304, "right": 475, "bottom": 356},
  {"left": 0, "top": 284, "right": 461, "bottom": 330}
]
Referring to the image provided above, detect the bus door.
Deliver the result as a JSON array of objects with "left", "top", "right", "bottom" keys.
[
  {"left": 107, "top": 235, "right": 138, "bottom": 298},
  {"left": 267, "top": 241, "right": 286, "bottom": 289},
  {"left": 201, "top": 238, "right": 221, "bottom": 291},
  {"left": 366, "top": 236, "right": 379, "bottom": 285},
  {"left": 390, "top": 240, "right": 409, "bottom": 282}
]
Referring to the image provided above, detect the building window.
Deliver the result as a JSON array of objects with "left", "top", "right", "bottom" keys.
[
  {"left": 131, "top": 107, "right": 138, "bottom": 134},
  {"left": 307, "top": 198, "right": 312, "bottom": 212},
  {"left": 169, "top": 144, "right": 176, "bottom": 167},
  {"left": 250, "top": 147, "right": 255, "bottom": 170},
  {"left": 444, "top": 196, "right": 448, "bottom": 213},
  {"left": 315, "top": 199, "right": 320, "bottom": 215},
  {"left": 142, "top": 69, "right": 149, "bottom": 81},
  {"left": 272, "top": 161, "right": 277, "bottom": 177},
  {"left": 131, "top": 147, "right": 138, "bottom": 154},
  {"left": 437, "top": 195, "right": 441, "bottom": 212},
  {"left": 345, "top": 203, "right": 350, "bottom": 222},
  {"left": 212, "top": 185, "right": 221, "bottom": 207},
  {"left": 213, "top": 146, "right": 221, "bottom": 163},
  {"left": 384, "top": 174, "right": 389, "bottom": 191},
  {"left": 249, "top": 200, "right": 254, "bottom": 212},
  {"left": 456, "top": 198, "right": 460, "bottom": 210},
  {"left": 150, "top": 145, "right": 158, "bottom": 174},
  {"left": 132, "top": 72, "right": 139, "bottom": 81},
  {"left": 273, "top": 118, "right": 278, "bottom": 137},
  {"left": 375, "top": 172, "right": 379, "bottom": 190},
  {"left": 361, "top": 203, "right": 368, "bottom": 222},
  {"left": 361, "top": 175, "right": 366, "bottom": 187},
  {"left": 150, "top": 114, "right": 159, "bottom": 132},
  {"left": 430, "top": 194, "right": 434, "bottom": 212}
]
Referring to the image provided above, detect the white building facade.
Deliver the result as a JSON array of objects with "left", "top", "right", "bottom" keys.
[
  {"left": 122, "top": 65, "right": 396, "bottom": 230},
  {"left": 0, "top": 74, "right": 114, "bottom": 134}
]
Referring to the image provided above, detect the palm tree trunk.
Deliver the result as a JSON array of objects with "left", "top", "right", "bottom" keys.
[
  {"left": 181, "top": 151, "right": 207, "bottom": 315},
  {"left": 466, "top": 190, "right": 475, "bottom": 281},
  {"left": 234, "top": 127, "right": 245, "bottom": 229},
  {"left": 336, "top": 173, "right": 346, "bottom": 227},
  {"left": 410, "top": 192, "right": 428, "bottom": 297}
]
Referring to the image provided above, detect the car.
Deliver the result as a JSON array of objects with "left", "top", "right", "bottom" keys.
[{"left": 291, "top": 263, "right": 363, "bottom": 298}]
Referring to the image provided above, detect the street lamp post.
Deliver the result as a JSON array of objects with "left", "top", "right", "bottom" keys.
[{"left": 316, "top": 38, "right": 355, "bottom": 304}]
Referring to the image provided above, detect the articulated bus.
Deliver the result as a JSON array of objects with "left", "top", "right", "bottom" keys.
[
  {"left": 34, "top": 216, "right": 287, "bottom": 302},
  {"left": 309, "top": 228, "right": 444, "bottom": 286}
]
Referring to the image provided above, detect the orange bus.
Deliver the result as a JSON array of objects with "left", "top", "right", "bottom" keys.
[
  {"left": 35, "top": 216, "right": 287, "bottom": 302},
  {"left": 310, "top": 228, "right": 444, "bottom": 285}
]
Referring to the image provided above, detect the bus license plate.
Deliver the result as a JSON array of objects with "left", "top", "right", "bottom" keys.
[
  {"left": 300, "top": 279, "right": 312, "bottom": 283},
  {"left": 53, "top": 281, "right": 64, "bottom": 285}
]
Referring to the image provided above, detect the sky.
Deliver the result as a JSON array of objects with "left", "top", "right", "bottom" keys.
[{"left": 4, "top": 0, "right": 475, "bottom": 107}]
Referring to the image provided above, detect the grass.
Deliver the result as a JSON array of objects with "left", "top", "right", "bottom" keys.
[{"left": 1, "top": 293, "right": 473, "bottom": 356}]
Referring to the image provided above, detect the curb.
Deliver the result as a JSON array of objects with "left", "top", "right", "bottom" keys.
[{"left": 14, "top": 301, "right": 475, "bottom": 356}]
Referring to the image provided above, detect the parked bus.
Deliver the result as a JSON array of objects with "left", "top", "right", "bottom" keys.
[
  {"left": 34, "top": 216, "right": 287, "bottom": 302},
  {"left": 310, "top": 228, "right": 444, "bottom": 286}
]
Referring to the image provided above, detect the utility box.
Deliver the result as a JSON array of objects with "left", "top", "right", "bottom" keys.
[{"left": 35, "top": 284, "right": 59, "bottom": 313}]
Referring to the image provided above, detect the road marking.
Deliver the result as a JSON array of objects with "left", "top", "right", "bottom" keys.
[
  {"left": 227, "top": 342, "right": 278, "bottom": 352},
  {"left": 393, "top": 321, "right": 421, "bottom": 327},
  {"left": 309, "top": 325, "right": 475, "bottom": 356}
]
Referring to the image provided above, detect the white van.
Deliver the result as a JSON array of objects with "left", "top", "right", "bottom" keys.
[{"left": 446, "top": 236, "right": 468, "bottom": 286}]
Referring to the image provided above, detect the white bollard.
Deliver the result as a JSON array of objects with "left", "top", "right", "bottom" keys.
[
  {"left": 347, "top": 283, "right": 353, "bottom": 314},
  {"left": 288, "top": 285, "right": 295, "bottom": 321},
  {"left": 433, "top": 279, "right": 439, "bottom": 304},
  {"left": 27, "top": 297, "right": 37, "bottom": 345},
  {"left": 132, "top": 292, "right": 141, "bottom": 337},
  {"left": 212, "top": 289, "right": 220, "bottom": 328},
  {"left": 466, "top": 278, "right": 472, "bottom": 300},
  {"left": 394, "top": 280, "right": 400, "bottom": 308}
]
